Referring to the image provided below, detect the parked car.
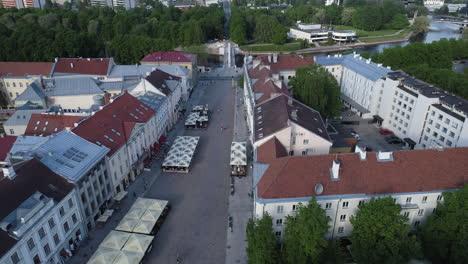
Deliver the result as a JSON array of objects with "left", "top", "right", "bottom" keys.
[{"left": 379, "top": 129, "right": 393, "bottom": 135}]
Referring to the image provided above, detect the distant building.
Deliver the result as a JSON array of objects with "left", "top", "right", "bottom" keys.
[
  {"left": 0, "top": 0, "right": 45, "bottom": 8},
  {"left": 141, "top": 51, "right": 198, "bottom": 89},
  {"left": 0, "top": 159, "right": 85, "bottom": 264},
  {"left": 24, "top": 113, "right": 86, "bottom": 137},
  {"left": 0, "top": 62, "right": 54, "bottom": 106},
  {"left": 325, "top": 0, "right": 341, "bottom": 5},
  {"left": 288, "top": 22, "right": 356, "bottom": 43},
  {"left": 88, "top": 0, "right": 136, "bottom": 9},
  {"left": 424, "top": 0, "right": 444, "bottom": 11},
  {"left": 254, "top": 141, "right": 468, "bottom": 239},
  {"left": 51, "top": 58, "right": 115, "bottom": 80}
]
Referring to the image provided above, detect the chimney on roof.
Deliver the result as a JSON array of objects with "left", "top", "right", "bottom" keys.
[
  {"left": 273, "top": 53, "right": 278, "bottom": 63},
  {"left": 377, "top": 63, "right": 382, "bottom": 67},
  {"left": 387, "top": 66, "right": 391, "bottom": 70},
  {"left": 377, "top": 151, "right": 393, "bottom": 162},
  {"left": 366, "top": 59, "right": 371, "bottom": 64},
  {"left": 355, "top": 145, "right": 366, "bottom": 160},
  {"left": 70, "top": 63, "right": 74, "bottom": 69},
  {"left": 268, "top": 55, "right": 272, "bottom": 63},
  {"left": 87, "top": 58, "right": 91, "bottom": 61},
  {"left": 0, "top": 133, "right": 4, "bottom": 138},
  {"left": 1, "top": 165, "right": 16, "bottom": 180},
  {"left": 288, "top": 97, "right": 293, "bottom": 106},
  {"left": 330, "top": 160, "right": 340, "bottom": 181},
  {"left": 291, "top": 109, "right": 298, "bottom": 120},
  {"left": 54, "top": 58, "right": 58, "bottom": 63}
]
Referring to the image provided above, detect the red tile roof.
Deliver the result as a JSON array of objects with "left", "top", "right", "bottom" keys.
[
  {"left": 252, "top": 78, "right": 290, "bottom": 104},
  {"left": 0, "top": 135, "right": 17, "bottom": 161},
  {"left": 24, "top": 114, "right": 86, "bottom": 137},
  {"left": 72, "top": 92, "right": 156, "bottom": 156},
  {"left": 0, "top": 62, "right": 53, "bottom": 77},
  {"left": 145, "top": 69, "right": 181, "bottom": 96},
  {"left": 256, "top": 141, "right": 468, "bottom": 199},
  {"left": 141, "top": 51, "right": 196, "bottom": 63},
  {"left": 53, "top": 58, "right": 111, "bottom": 76},
  {"left": 248, "top": 67, "right": 271, "bottom": 79},
  {"left": 256, "top": 55, "right": 314, "bottom": 72}
]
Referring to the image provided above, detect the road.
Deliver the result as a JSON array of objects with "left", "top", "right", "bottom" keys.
[
  {"left": 222, "top": 0, "right": 235, "bottom": 68},
  {"left": 143, "top": 78, "right": 235, "bottom": 263}
]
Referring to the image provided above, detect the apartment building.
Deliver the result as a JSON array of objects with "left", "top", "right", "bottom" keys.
[
  {"left": 0, "top": 0, "right": 44, "bottom": 8},
  {"left": 254, "top": 139, "right": 468, "bottom": 239},
  {"left": 89, "top": 0, "right": 136, "bottom": 9},
  {"left": 315, "top": 54, "right": 468, "bottom": 149},
  {"left": 72, "top": 92, "right": 158, "bottom": 195},
  {"left": 288, "top": 22, "right": 356, "bottom": 43},
  {"left": 0, "top": 159, "right": 85, "bottom": 264},
  {"left": 253, "top": 94, "right": 332, "bottom": 156},
  {"left": 141, "top": 51, "right": 198, "bottom": 89},
  {"left": 0, "top": 62, "right": 54, "bottom": 106}
]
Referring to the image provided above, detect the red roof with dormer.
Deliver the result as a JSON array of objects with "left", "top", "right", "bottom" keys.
[
  {"left": 24, "top": 114, "right": 86, "bottom": 137},
  {"left": 141, "top": 51, "right": 196, "bottom": 63},
  {"left": 53, "top": 58, "right": 112, "bottom": 76},
  {"left": 72, "top": 92, "right": 156, "bottom": 156},
  {"left": 0, "top": 62, "right": 53, "bottom": 77}
]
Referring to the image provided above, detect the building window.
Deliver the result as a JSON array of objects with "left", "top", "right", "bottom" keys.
[
  {"left": 452, "top": 123, "right": 458, "bottom": 129},
  {"left": 422, "top": 196, "right": 427, "bottom": 203},
  {"left": 43, "top": 244, "right": 51, "bottom": 256},
  {"left": 439, "top": 136, "right": 445, "bottom": 142},
  {"left": 63, "top": 222, "right": 70, "bottom": 233},
  {"left": 38, "top": 228, "right": 46, "bottom": 239},
  {"left": 275, "top": 231, "right": 281, "bottom": 237},
  {"left": 446, "top": 140, "right": 452, "bottom": 147},
  {"left": 418, "top": 209, "right": 424, "bottom": 216},
  {"left": 277, "top": 205, "right": 284, "bottom": 213},
  {"left": 433, "top": 132, "right": 438, "bottom": 137},
  {"left": 292, "top": 204, "right": 298, "bottom": 211},
  {"left": 342, "top": 201, "right": 349, "bottom": 209},
  {"left": 10, "top": 252, "right": 20, "bottom": 264},
  {"left": 338, "top": 227, "right": 344, "bottom": 233},
  {"left": 276, "top": 219, "right": 283, "bottom": 226},
  {"left": 435, "top": 123, "right": 440, "bottom": 129},
  {"left": 53, "top": 233, "right": 60, "bottom": 245},
  {"left": 68, "top": 198, "right": 74, "bottom": 208},
  {"left": 444, "top": 118, "right": 450, "bottom": 125},
  {"left": 48, "top": 218, "right": 55, "bottom": 229},
  {"left": 438, "top": 114, "right": 443, "bottom": 120},
  {"left": 433, "top": 208, "right": 437, "bottom": 213},
  {"left": 59, "top": 206, "right": 65, "bottom": 217},
  {"left": 403, "top": 212, "right": 410, "bottom": 218},
  {"left": 325, "top": 203, "right": 332, "bottom": 209},
  {"left": 27, "top": 238, "right": 35, "bottom": 250},
  {"left": 449, "top": 131, "right": 455, "bottom": 138},
  {"left": 340, "top": 214, "right": 346, "bottom": 221},
  {"left": 406, "top": 197, "right": 412, "bottom": 203},
  {"left": 426, "top": 127, "right": 431, "bottom": 133},
  {"left": 33, "top": 255, "right": 40, "bottom": 264},
  {"left": 359, "top": 200, "right": 365, "bottom": 206},
  {"left": 9, "top": 129, "right": 14, "bottom": 134},
  {"left": 423, "top": 136, "right": 428, "bottom": 141},
  {"left": 437, "top": 195, "right": 443, "bottom": 201},
  {"left": 303, "top": 139, "right": 309, "bottom": 145},
  {"left": 72, "top": 213, "right": 78, "bottom": 224}
]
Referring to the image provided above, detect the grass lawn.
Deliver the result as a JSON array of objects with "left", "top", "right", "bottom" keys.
[
  {"left": 360, "top": 28, "right": 412, "bottom": 42},
  {"left": 333, "top": 25, "right": 402, "bottom": 38},
  {"left": 241, "top": 42, "right": 301, "bottom": 52}
]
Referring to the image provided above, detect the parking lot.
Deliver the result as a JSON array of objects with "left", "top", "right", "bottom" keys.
[{"left": 339, "top": 109, "right": 409, "bottom": 152}]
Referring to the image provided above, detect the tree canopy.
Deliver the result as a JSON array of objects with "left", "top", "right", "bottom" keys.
[
  {"left": 420, "top": 185, "right": 468, "bottom": 264},
  {"left": 282, "top": 198, "right": 330, "bottom": 264},
  {"left": 0, "top": 4, "right": 225, "bottom": 64},
  {"left": 290, "top": 64, "right": 342, "bottom": 118},
  {"left": 246, "top": 214, "right": 278, "bottom": 264},
  {"left": 350, "top": 197, "right": 422, "bottom": 264}
]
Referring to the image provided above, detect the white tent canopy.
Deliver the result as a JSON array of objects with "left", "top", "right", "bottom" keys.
[
  {"left": 116, "top": 198, "right": 169, "bottom": 235},
  {"left": 87, "top": 247, "right": 120, "bottom": 264},
  {"left": 162, "top": 136, "right": 200, "bottom": 170},
  {"left": 230, "top": 142, "right": 247, "bottom": 166}
]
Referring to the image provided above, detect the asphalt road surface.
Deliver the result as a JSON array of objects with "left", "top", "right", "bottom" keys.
[{"left": 144, "top": 79, "right": 234, "bottom": 264}]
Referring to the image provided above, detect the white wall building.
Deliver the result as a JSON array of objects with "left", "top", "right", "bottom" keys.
[
  {"left": 0, "top": 160, "right": 86, "bottom": 264},
  {"left": 254, "top": 141, "right": 468, "bottom": 239},
  {"left": 288, "top": 23, "right": 356, "bottom": 43}
]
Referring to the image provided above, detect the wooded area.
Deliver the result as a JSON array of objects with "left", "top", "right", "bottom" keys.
[{"left": 0, "top": 2, "right": 225, "bottom": 64}]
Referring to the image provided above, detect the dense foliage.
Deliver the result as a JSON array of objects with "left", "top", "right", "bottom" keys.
[
  {"left": 282, "top": 198, "right": 330, "bottom": 264},
  {"left": 371, "top": 39, "right": 468, "bottom": 99},
  {"left": 231, "top": 0, "right": 409, "bottom": 45},
  {"left": 350, "top": 197, "right": 422, "bottom": 264},
  {"left": 290, "top": 64, "right": 342, "bottom": 118},
  {"left": 420, "top": 185, "right": 468, "bottom": 264},
  {"left": 246, "top": 214, "right": 278, "bottom": 264},
  {"left": 0, "top": 3, "right": 225, "bottom": 64}
]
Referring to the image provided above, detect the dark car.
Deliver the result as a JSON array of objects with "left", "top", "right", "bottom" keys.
[{"left": 388, "top": 139, "right": 404, "bottom": 145}]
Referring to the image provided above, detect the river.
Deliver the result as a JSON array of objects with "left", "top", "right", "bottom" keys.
[{"left": 356, "top": 18, "right": 462, "bottom": 54}]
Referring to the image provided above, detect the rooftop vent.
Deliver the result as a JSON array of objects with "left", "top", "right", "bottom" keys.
[
  {"left": 1, "top": 165, "right": 16, "bottom": 180},
  {"left": 355, "top": 145, "right": 366, "bottom": 160},
  {"left": 70, "top": 63, "right": 74, "bottom": 69},
  {"left": 291, "top": 109, "right": 298, "bottom": 121},
  {"left": 314, "top": 183, "right": 324, "bottom": 195},
  {"left": 377, "top": 151, "right": 393, "bottom": 162},
  {"left": 330, "top": 159, "right": 340, "bottom": 181}
]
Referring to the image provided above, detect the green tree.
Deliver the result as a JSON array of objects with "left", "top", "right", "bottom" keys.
[
  {"left": 350, "top": 197, "right": 422, "bottom": 264},
  {"left": 420, "top": 185, "right": 468, "bottom": 264},
  {"left": 341, "top": 7, "right": 355, "bottom": 26},
  {"left": 290, "top": 64, "right": 342, "bottom": 118},
  {"left": 435, "top": 5, "right": 449, "bottom": 15},
  {"left": 182, "top": 45, "right": 208, "bottom": 63},
  {"left": 283, "top": 198, "right": 330, "bottom": 264},
  {"left": 320, "top": 239, "right": 346, "bottom": 264},
  {"left": 246, "top": 214, "right": 278, "bottom": 264},
  {"left": 385, "top": 13, "right": 409, "bottom": 30},
  {"left": 411, "top": 16, "right": 430, "bottom": 37},
  {"left": 352, "top": 6, "right": 383, "bottom": 31}
]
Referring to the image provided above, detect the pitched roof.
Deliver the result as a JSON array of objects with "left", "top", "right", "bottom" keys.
[
  {"left": 256, "top": 146, "right": 468, "bottom": 199},
  {"left": 53, "top": 58, "right": 112, "bottom": 76},
  {"left": 3, "top": 110, "right": 45, "bottom": 127},
  {"left": 24, "top": 114, "right": 86, "bottom": 137},
  {"left": 252, "top": 78, "right": 290, "bottom": 104},
  {"left": 0, "top": 136, "right": 17, "bottom": 161},
  {"left": 0, "top": 159, "right": 74, "bottom": 256},
  {"left": 256, "top": 55, "right": 314, "bottom": 72},
  {"left": 145, "top": 69, "right": 180, "bottom": 96},
  {"left": 108, "top": 65, "right": 189, "bottom": 79},
  {"left": 256, "top": 137, "right": 287, "bottom": 164},
  {"left": 40, "top": 77, "right": 104, "bottom": 96},
  {"left": 141, "top": 51, "right": 196, "bottom": 63},
  {"left": 254, "top": 94, "right": 331, "bottom": 142},
  {"left": 13, "top": 83, "right": 46, "bottom": 103},
  {"left": 72, "top": 92, "right": 156, "bottom": 156},
  {"left": 0, "top": 62, "right": 54, "bottom": 77},
  {"left": 248, "top": 67, "right": 271, "bottom": 79}
]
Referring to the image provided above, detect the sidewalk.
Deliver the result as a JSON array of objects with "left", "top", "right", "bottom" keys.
[{"left": 68, "top": 88, "right": 204, "bottom": 264}]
